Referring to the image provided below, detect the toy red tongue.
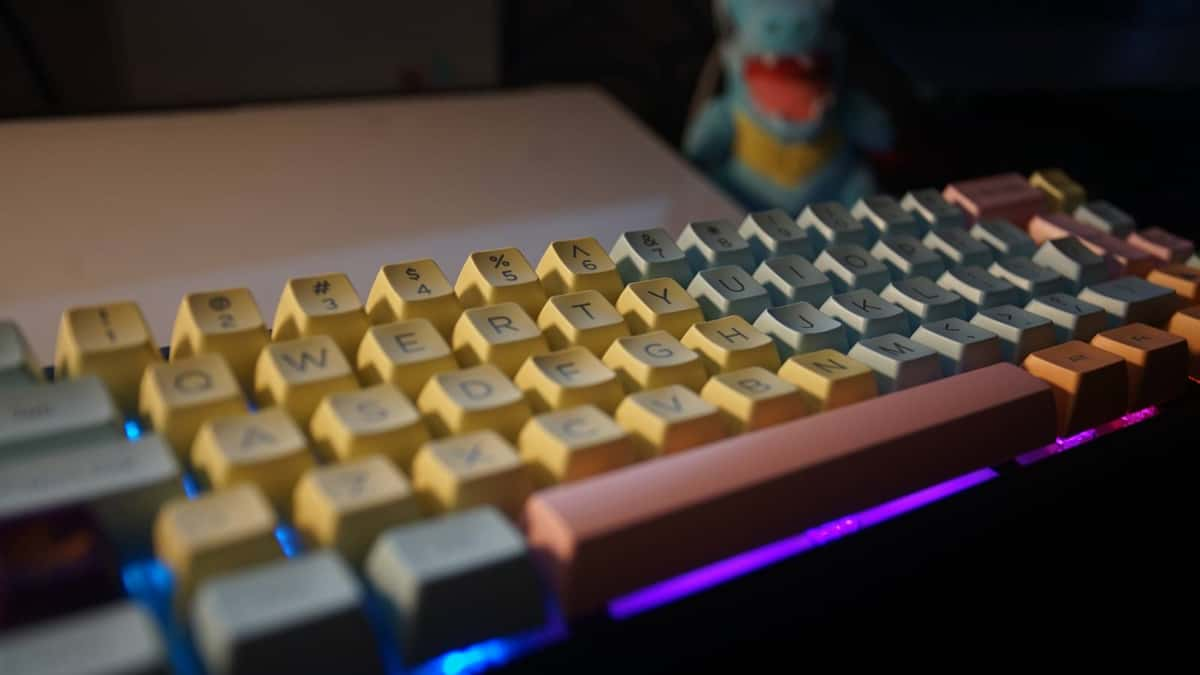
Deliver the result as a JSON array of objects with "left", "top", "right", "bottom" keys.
[{"left": 744, "top": 55, "right": 831, "bottom": 121}]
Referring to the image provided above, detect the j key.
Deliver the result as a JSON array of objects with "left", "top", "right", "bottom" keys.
[
  {"left": 455, "top": 248, "right": 547, "bottom": 318},
  {"left": 1023, "top": 341, "right": 1127, "bottom": 435},
  {"left": 900, "top": 188, "right": 968, "bottom": 230},
  {"left": 54, "top": 302, "right": 162, "bottom": 411},
  {"left": 737, "top": 209, "right": 813, "bottom": 262},
  {"left": 1029, "top": 168, "right": 1086, "bottom": 212},
  {"left": 797, "top": 202, "right": 870, "bottom": 250},
  {"left": 272, "top": 273, "right": 369, "bottom": 362},
  {"left": 1127, "top": 227, "right": 1195, "bottom": 264},
  {"left": 535, "top": 237, "right": 624, "bottom": 302},
  {"left": 1032, "top": 238, "right": 1109, "bottom": 293},
  {"left": 0, "top": 321, "right": 41, "bottom": 387},
  {"left": 814, "top": 244, "right": 891, "bottom": 293},
  {"left": 610, "top": 228, "right": 694, "bottom": 287},
  {"left": 752, "top": 255, "right": 834, "bottom": 307},
  {"left": 0, "top": 376, "right": 120, "bottom": 455},
  {"left": 1091, "top": 323, "right": 1189, "bottom": 409},
  {"left": 969, "top": 219, "right": 1037, "bottom": 259},
  {"left": 912, "top": 318, "right": 1003, "bottom": 375},
  {"left": 852, "top": 194, "right": 924, "bottom": 240},
  {"left": 1073, "top": 200, "right": 1135, "bottom": 237},
  {"left": 880, "top": 277, "right": 966, "bottom": 332},
  {"left": 366, "top": 260, "right": 463, "bottom": 338},
  {"left": 753, "top": 302, "right": 848, "bottom": 358},
  {"left": 677, "top": 219, "right": 756, "bottom": 273},
  {"left": 1078, "top": 277, "right": 1177, "bottom": 327},
  {"left": 170, "top": 288, "right": 269, "bottom": 391},
  {"left": 969, "top": 305, "right": 1058, "bottom": 363},
  {"left": 1025, "top": 293, "right": 1108, "bottom": 342},
  {"left": 943, "top": 172, "right": 1047, "bottom": 226},
  {"left": 937, "top": 266, "right": 1021, "bottom": 314},
  {"left": 1028, "top": 213, "right": 1156, "bottom": 277},
  {"left": 848, "top": 334, "right": 942, "bottom": 393},
  {"left": 987, "top": 257, "right": 1066, "bottom": 303},
  {"left": 1146, "top": 264, "right": 1200, "bottom": 305},
  {"left": 688, "top": 265, "right": 771, "bottom": 321},
  {"left": 923, "top": 227, "right": 994, "bottom": 269},
  {"left": 870, "top": 235, "right": 945, "bottom": 281},
  {"left": 820, "top": 290, "right": 908, "bottom": 343},
  {"left": 0, "top": 601, "right": 167, "bottom": 675}
]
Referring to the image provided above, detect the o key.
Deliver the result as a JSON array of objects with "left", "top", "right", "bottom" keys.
[
  {"left": 1090, "top": 323, "right": 1189, "bottom": 409},
  {"left": 1022, "top": 341, "right": 1127, "bottom": 435}
]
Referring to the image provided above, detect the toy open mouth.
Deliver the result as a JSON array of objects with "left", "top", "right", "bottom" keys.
[{"left": 743, "top": 52, "right": 832, "bottom": 123}]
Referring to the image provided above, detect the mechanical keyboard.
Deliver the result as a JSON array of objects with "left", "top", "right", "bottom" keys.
[{"left": 1, "top": 169, "right": 1198, "bottom": 674}]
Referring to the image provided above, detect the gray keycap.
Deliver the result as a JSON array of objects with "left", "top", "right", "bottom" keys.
[
  {"left": 819, "top": 290, "right": 908, "bottom": 344},
  {"left": 192, "top": 551, "right": 379, "bottom": 675},
  {"left": 0, "top": 376, "right": 121, "bottom": 456},
  {"left": 753, "top": 302, "right": 848, "bottom": 357},
  {"left": 1078, "top": 277, "right": 1177, "bottom": 327},
  {"left": 987, "top": 256, "right": 1066, "bottom": 303},
  {"left": 923, "top": 226, "right": 994, "bottom": 269},
  {"left": 797, "top": 202, "right": 870, "bottom": 251},
  {"left": 1025, "top": 293, "right": 1108, "bottom": 341},
  {"left": 366, "top": 507, "right": 545, "bottom": 663},
  {"left": 752, "top": 255, "right": 833, "bottom": 307},
  {"left": 1188, "top": 253, "right": 1199, "bottom": 270},
  {"left": 852, "top": 195, "right": 924, "bottom": 240},
  {"left": 0, "top": 320, "right": 40, "bottom": 387},
  {"left": 738, "top": 210, "right": 813, "bottom": 262},
  {"left": 870, "top": 235, "right": 946, "bottom": 281},
  {"left": 937, "top": 266, "right": 1022, "bottom": 314},
  {"left": 1031, "top": 238, "right": 1109, "bottom": 292},
  {"left": 900, "top": 188, "right": 968, "bottom": 230},
  {"left": 610, "top": 228, "right": 694, "bottom": 286},
  {"left": 969, "top": 219, "right": 1036, "bottom": 258},
  {"left": 969, "top": 305, "right": 1058, "bottom": 363},
  {"left": 848, "top": 334, "right": 941, "bottom": 393},
  {"left": 677, "top": 220, "right": 756, "bottom": 273},
  {"left": 911, "top": 318, "right": 1003, "bottom": 375},
  {"left": 1073, "top": 200, "right": 1135, "bottom": 237},
  {"left": 814, "top": 244, "right": 891, "bottom": 293},
  {"left": 880, "top": 277, "right": 967, "bottom": 331},
  {"left": 0, "top": 601, "right": 167, "bottom": 675},
  {"left": 688, "top": 265, "right": 771, "bottom": 321}
]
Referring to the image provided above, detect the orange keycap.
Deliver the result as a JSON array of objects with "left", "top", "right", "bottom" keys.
[
  {"left": 1090, "top": 323, "right": 1189, "bottom": 409},
  {"left": 1022, "top": 341, "right": 1128, "bottom": 436},
  {"left": 1146, "top": 265, "right": 1200, "bottom": 305},
  {"left": 1126, "top": 227, "right": 1195, "bottom": 264},
  {"left": 1166, "top": 306, "right": 1200, "bottom": 377},
  {"left": 1028, "top": 214, "right": 1156, "bottom": 277},
  {"left": 942, "top": 173, "right": 1047, "bottom": 226}
]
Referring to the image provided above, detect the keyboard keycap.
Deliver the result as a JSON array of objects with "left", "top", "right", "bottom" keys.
[
  {"left": 192, "top": 408, "right": 314, "bottom": 513},
  {"left": 912, "top": 318, "right": 1003, "bottom": 375},
  {"left": 616, "top": 277, "right": 704, "bottom": 338},
  {"left": 814, "top": 244, "right": 891, "bottom": 293},
  {"left": 987, "top": 256, "right": 1066, "bottom": 303},
  {"left": 1025, "top": 293, "right": 1108, "bottom": 342},
  {"left": 537, "top": 290, "right": 630, "bottom": 356},
  {"left": 797, "top": 202, "right": 870, "bottom": 250},
  {"left": 923, "top": 227, "right": 994, "bottom": 269},
  {"left": 366, "top": 260, "right": 463, "bottom": 337},
  {"left": 943, "top": 172, "right": 1047, "bottom": 226},
  {"left": 138, "top": 354, "right": 246, "bottom": 459},
  {"left": 1146, "top": 264, "right": 1200, "bottom": 304},
  {"left": 1023, "top": 341, "right": 1127, "bottom": 435},
  {"left": 0, "top": 377, "right": 120, "bottom": 455},
  {"left": 969, "top": 218, "right": 1037, "bottom": 259},
  {"left": 688, "top": 265, "right": 771, "bottom": 321},
  {"left": 615, "top": 384, "right": 726, "bottom": 458},
  {"left": 54, "top": 302, "right": 162, "bottom": 411},
  {"left": 777, "top": 349, "right": 877, "bottom": 411},
  {"left": 355, "top": 318, "right": 458, "bottom": 398},
  {"left": 452, "top": 303, "right": 549, "bottom": 377},
  {"left": 1073, "top": 200, "right": 1135, "bottom": 237},
  {"left": 1029, "top": 168, "right": 1086, "bottom": 212},
  {"left": 852, "top": 194, "right": 924, "bottom": 240},
  {"left": 0, "top": 601, "right": 167, "bottom": 675},
  {"left": 455, "top": 248, "right": 547, "bottom": 318},
  {"left": 1029, "top": 213, "right": 1156, "bottom": 277},
  {"left": 820, "top": 290, "right": 910, "bottom": 343},
  {"left": 752, "top": 255, "right": 833, "bottom": 306},
  {"left": 848, "top": 334, "right": 942, "bottom": 393},
  {"left": 737, "top": 209, "right": 813, "bottom": 262},
  {"left": 900, "top": 188, "right": 968, "bottom": 230},
  {"left": 254, "top": 335, "right": 359, "bottom": 426},
  {"left": 1032, "top": 237, "right": 1110, "bottom": 293},
  {"left": 681, "top": 316, "right": 780, "bottom": 374},
  {"left": 271, "top": 273, "right": 369, "bottom": 361},
  {"left": 1126, "top": 227, "right": 1195, "bottom": 263},
  {"left": 1167, "top": 306, "right": 1200, "bottom": 376},
  {"left": 514, "top": 346, "right": 625, "bottom": 413},
  {"left": 192, "top": 552, "right": 380, "bottom": 675},
  {"left": 969, "top": 305, "right": 1057, "bottom": 364},
  {"left": 518, "top": 405, "right": 636, "bottom": 485},
  {"left": 610, "top": 228, "right": 693, "bottom": 286},
  {"left": 870, "top": 235, "right": 945, "bottom": 281},
  {"left": 0, "top": 321, "right": 41, "bottom": 387},
  {"left": 170, "top": 288, "right": 269, "bottom": 391},
  {"left": 1078, "top": 277, "right": 1177, "bottom": 327},
  {"left": 879, "top": 277, "right": 966, "bottom": 331},
  {"left": 937, "top": 266, "right": 1021, "bottom": 314},
  {"left": 700, "top": 366, "right": 806, "bottom": 433},
  {"left": 602, "top": 331, "right": 708, "bottom": 393},
  {"left": 525, "top": 362, "right": 1055, "bottom": 616},
  {"left": 366, "top": 507, "right": 545, "bottom": 663},
  {"left": 753, "top": 302, "right": 847, "bottom": 358},
  {"left": 677, "top": 219, "right": 756, "bottom": 273},
  {"left": 412, "top": 431, "right": 531, "bottom": 516},
  {"left": 1091, "top": 323, "right": 1189, "bottom": 409},
  {"left": 535, "top": 237, "right": 624, "bottom": 301},
  {"left": 417, "top": 365, "right": 531, "bottom": 441},
  {"left": 309, "top": 383, "right": 429, "bottom": 469}
]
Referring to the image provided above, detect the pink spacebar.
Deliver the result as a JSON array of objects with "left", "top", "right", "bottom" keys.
[{"left": 524, "top": 363, "right": 1056, "bottom": 617}]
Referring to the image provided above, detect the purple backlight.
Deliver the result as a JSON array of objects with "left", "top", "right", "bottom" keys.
[{"left": 1016, "top": 405, "right": 1159, "bottom": 466}]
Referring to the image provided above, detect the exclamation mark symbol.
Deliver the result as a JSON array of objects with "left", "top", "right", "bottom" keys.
[{"left": 98, "top": 308, "right": 116, "bottom": 342}]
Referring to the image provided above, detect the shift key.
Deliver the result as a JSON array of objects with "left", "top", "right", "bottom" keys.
[{"left": 0, "top": 376, "right": 121, "bottom": 455}]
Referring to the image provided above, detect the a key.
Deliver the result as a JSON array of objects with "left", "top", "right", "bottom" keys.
[
  {"left": 0, "top": 377, "right": 120, "bottom": 454},
  {"left": 819, "top": 290, "right": 908, "bottom": 343},
  {"left": 616, "top": 277, "right": 704, "bottom": 338},
  {"left": 688, "top": 265, "right": 771, "bottom": 321},
  {"left": 879, "top": 276, "right": 966, "bottom": 332},
  {"left": 138, "top": 354, "right": 247, "bottom": 459},
  {"left": 1091, "top": 323, "right": 1189, "bottom": 409},
  {"left": 365, "top": 507, "right": 545, "bottom": 663},
  {"left": 514, "top": 346, "right": 625, "bottom": 413},
  {"left": 752, "top": 255, "right": 833, "bottom": 307},
  {"left": 942, "top": 172, "right": 1047, "bottom": 226},
  {"left": 1167, "top": 306, "right": 1200, "bottom": 376},
  {"left": 937, "top": 266, "right": 1021, "bottom": 314},
  {"left": 411, "top": 430, "right": 532, "bottom": 516},
  {"left": 870, "top": 235, "right": 945, "bottom": 281},
  {"left": 416, "top": 364, "right": 532, "bottom": 441},
  {"left": 923, "top": 227, "right": 994, "bottom": 269},
  {"left": 292, "top": 456, "right": 422, "bottom": 564},
  {"left": 366, "top": 260, "right": 463, "bottom": 338},
  {"left": 170, "top": 288, "right": 269, "bottom": 391},
  {"left": 0, "top": 321, "right": 41, "bottom": 387},
  {"left": 355, "top": 318, "right": 458, "bottom": 398},
  {"left": 1078, "top": 277, "right": 1177, "bottom": 327},
  {"left": 777, "top": 349, "right": 877, "bottom": 411},
  {"left": 814, "top": 244, "right": 891, "bottom": 293},
  {"left": 848, "top": 334, "right": 942, "bottom": 393},
  {"left": 969, "top": 305, "right": 1058, "bottom": 364},
  {"left": 454, "top": 247, "right": 547, "bottom": 318},
  {"left": 1028, "top": 213, "right": 1156, "bottom": 277},
  {"left": 602, "top": 331, "right": 708, "bottom": 392},
  {"left": 677, "top": 219, "right": 756, "bottom": 273},
  {"left": 900, "top": 188, "right": 968, "bottom": 230},
  {"left": 254, "top": 335, "right": 359, "bottom": 426},
  {"left": 911, "top": 318, "right": 1003, "bottom": 375},
  {"left": 191, "top": 407, "right": 315, "bottom": 513},
  {"left": 681, "top": 315, "right": 780, "bottom": 374},
  {"left": 610, "top": 228, "right": 694, "bottom": 287},
  {"left": 452, "top": 302, "right": 549, "bottom": 377},
  {"left": 272, "top": 273, "right": 369, "bottom": 361},
  {"left": 1032, "top": 237, "right": 1110, "bottom": 292},
  {"left": 1073, "top": 200, "right": 1135, "bottom": 238},
  {"left": 700, "top": 366, "right": 807, "bottom": 433},
  {"left": 192, "top": 552, "right": 381, "bottom": 675},
  {"left": 753, "top": 302, "right": 848, "bottom": 358},
  {"left": 0, "top": 602, "right": 166, "bottom": 675},
  {"left": 797, "top": 202, "right": 870, "bottom": 250},
  {"left": 614, "top": 384, "right": 726, "bottom": 458},
  {"left": 969, "top": 219, "right": 1037, "bottom": 259},
  {"left": 308, "top": 383, "right": 430, "bottom": 470},
  {"left": 54, "top": 302, "right": 162, "bottom": 411},
  {"left": 737, "top": 209, "right": 813, "bottom": 262},
  {"left": 1025, "top": 293, "right": 1108, "bottom": 342},
  {"left": 518, "top": 405, "right": 637, "bottom": 485},
  {"left": 987, "top": 256, "right": 1066, "bottom": 303},
  {"left": 536, "top": 237, "right": 624, "bottom": 301},
  {"left": 1127, "top": 227, "right": 1195, "bottom": 264},
  {"left": 852, "top": 194, "right": 924, "bottom": 240},
  {"left": 1023, "top": 341, "right": 1128, "bottom": 435},
  {"left": 1146, "top": 264, "right": 1200, "bottom": 304},
  {"left": 1029, "top": 168, "right": 1086, "bottom": 212},
  {"left": 538, "top": 290, "right": 631, "bottom": 356}
]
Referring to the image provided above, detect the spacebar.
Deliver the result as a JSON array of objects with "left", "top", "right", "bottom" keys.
[{"left": 524, "top": 363, "right": 1057, "bottom": 616}]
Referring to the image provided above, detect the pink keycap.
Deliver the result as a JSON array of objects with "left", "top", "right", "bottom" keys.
[
  {"left": 1126, "top": 227, "right": 1195, "bottom": 263},
  {"left": 943, "top": 173, "right": 1047, "bottom": 226},
  {"left": 1029, "top": 213, "right": 1158, "bottom": 277}
]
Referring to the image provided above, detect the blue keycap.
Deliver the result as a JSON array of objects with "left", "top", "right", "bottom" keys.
[{"left": 677, "top": 220, "right": 756, "bottom": 273}]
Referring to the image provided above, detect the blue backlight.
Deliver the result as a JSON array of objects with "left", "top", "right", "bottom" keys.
[{"left": 124, "top": 419, "right": 143, "bottom": 440}]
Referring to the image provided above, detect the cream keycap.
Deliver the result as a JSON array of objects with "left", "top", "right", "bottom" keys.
[
  {"left": 170, "top": 288, "right": 269, "bottom": 391},
  {"left": 356, "top": 318, "right": 458, "bottom": 398},
  {"left": 138, "top": 353, "right": 247, "bottom": 459},
  {"left": 681, "top": 316, "right": 781, "bottom": 375},
  {"left": 365, "top": 260, "right": 463, "bottom": 337},
  {"left": 0, "top": 320, "right": 41, "bottom": 387},
  {"left": 518, "top": 405, "right": 637, "bottom": 485},
  {"left": 309, "top": 383, "right": 430, "bottom": 470},
  {"left": 777, "top": 349, "right": 878, "bottom": 412},
  {"left": 700, "top": 366, "right": 807, "bottom": 434},
  {"left": 514, "top": 346, "right": 625, "bottom": 413},
  {"left": 452, "top": 303, "right": 549, "bottom": 377},
  {"left": 272, "top": 273, "right": 369, "bottom": 361},
  {"left": 537, "top": 290, "right": 630, "bottom": 356},
  {"left": 191, "top": 408, "right": 315, "bottom": 513},
  {"left": 616, "top": 278, "right": 704, "bottom": 338},
  {"left": 455, "top": 247, "right": 547, "bottom": 317},
  {"left": 416, "top": 364, "right": 532, "bottom": 441},
  {"left": 411, "top": 430, "right": 533, "bottom": 517},
  {"left": 1029, "top": 168, "right": 1086, "bottom": 212},
  {"left": 536, "top": 237, "right": 625, "bottom": 301},
  {"left": 54, "top": 302, "right": 162, "bottom": 411},
  {"left": 293, "top": 456, "right": 423, "bottom": 565},
  {"left": 614, "top": 384, "right": 726, "bottom": 458},
  {"left": 602, "top": 331, "right": 708, "bottom": 392},
  {"left": 254, "top": 335, "right": 359, "bottom": 426}
]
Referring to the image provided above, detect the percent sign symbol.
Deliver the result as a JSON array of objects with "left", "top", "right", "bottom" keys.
[{"left": 488, "top": 254, "right": 511, "bottom": 269}]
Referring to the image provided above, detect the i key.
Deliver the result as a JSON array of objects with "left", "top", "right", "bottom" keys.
[{"left": 752, "top": 255, "right": 834, "bottom": 307}]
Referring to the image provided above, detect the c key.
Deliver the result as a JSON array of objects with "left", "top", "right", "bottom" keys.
[
  {"left": 1023, "top": 341, "right": 1127, "bottom": 435},
  {"left": 170, "top": 288, "right": 269, "bottom": 391},
  {"left": 1091, "top": 323, "right": 1189, "bottom": 409},
  {"left": 272, "top": 273, "right": 369, "bottom": 361},
  {"left": 518, "top": 405, "right": 637, "bottom": 485},
  {"left": 54, "top": 302, "right": 162, "bottom": 411}
]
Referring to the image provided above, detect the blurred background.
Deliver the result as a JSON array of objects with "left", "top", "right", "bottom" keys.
[{"left": 3, "top": 0, "right": 1198, "bottom": 236}]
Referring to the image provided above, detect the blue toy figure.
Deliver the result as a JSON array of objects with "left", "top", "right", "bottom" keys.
[{"left": 684, "top": 0, "right": 893, "bottom": 212}]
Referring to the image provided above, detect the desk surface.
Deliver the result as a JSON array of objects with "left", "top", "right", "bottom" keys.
[{"left": 0, "top": 86, "right": 738, "bottom": 357}]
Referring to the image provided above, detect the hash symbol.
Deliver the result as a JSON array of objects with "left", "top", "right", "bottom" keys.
[{"left": 313, "top": 280, "right": 331, "bottom": 295}]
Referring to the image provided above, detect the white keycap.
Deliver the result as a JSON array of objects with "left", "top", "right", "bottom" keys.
[
  {"left": 900, "top": 188, "right": 967, "bottom": 230},
  {"left": 677, "top": 220, "right": 756, "bottom": 273},
  {"left": 969, "top": 219, "right": 1036, "bottom": 258},
  {"left": 848, "top": 334, "right": 942, "bottom": 393},
  {"left": 870, "top": 235, "right": 945, "bottom": 281},
  {"left": 688, "top": 265, "right": 771, "bottom": 321},
  {"left": 969, "top": 305, "right": 1058, "bottom": 363},
  {"left": 1078, "top": 277, "right": 1177, "bottom": 327},
  {"left": 738, "top": 210, "right": 813, "bottom": 262},
  {"left": 1025, "top": 293, "right": 1108, "bottom": 341},
  {"left": 797, "top": 202, "right": 870, "bottom": 251},
  {"left": 1073, "top": 200, "right": 1135, "bottom": 237},
  {"left": 937, "top": 266, "right": 1022, "bottom": 314},
  {"left": 923, "top": 227, "right": 994, "bottom": 269},
  {"left": 911, "top": 318, "right": 1003, "bottom": 375},
  {"left": 852, "top": 195, "right": 924, "bottom": 240},
  {"left": 0, "top": 601, "right": 167, "bottom": 675},
  {"left": 1031, "top": 238, "right": 1109, "bottom": 293},
  {"left": 819, "top": 290, "right": 908, "bottom": 344},
  {"left": 0, "top": 320, "right": 41, "bottom": 387},
  {"left": 754, "top": 302, "right": 848, "bottom": 357},
  {"left": 752, "top": 255, "right": 833, "bottom": 307},
  {"left": 814, "top": 244, "right": 891, "bottom": 293},
  {"left": 987, "top": 257, "right": 1066, "bottom": 303},
  {"left": 1188, "top": 253, "right": 1200, "bottom": 270},
  {"left": 610, "top": 228, "right": 693, "bottom": 286},
  {"left": 880, "top": 277, "right": 967, "bottom": 332},
  {"left": 0, "top": 376, "right": 121, "bottom": 455}
]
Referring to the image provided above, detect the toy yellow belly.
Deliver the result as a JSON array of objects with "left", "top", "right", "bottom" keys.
[{"left": 732, "top": 110, "right": 843, "bottom": 187}]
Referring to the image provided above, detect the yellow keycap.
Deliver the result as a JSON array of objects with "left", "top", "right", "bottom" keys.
[
  {"left": 616, "top": 278, "right": 704, "bottom": 338},
  {"left": 138, "top": 353, "right": 247, "bottom": 459},
  {"left": 777, "top": 349, "right": 878, "bottom": 412},
  {"left": 602, "top": 331, "right": 708, "bottom": 392},
  {"left": 292, "top": 455, "right": 423, "bottom": 565},
  {"left": 514, "top": 346, "right": 625, "bottom": 413},
  {"left": 1029, "top": 168, "right": 1086, "bottom": 213},
  {"left": 365, "top": 260, "right": 463, "bottom": 337},
  {"left": 271, "top": 273, "right": 369, "bottom": 360},
  {"left": 411, "top": 430, "right": 533, "bottom": 517},
  {"left": 700, "top": 366, "right": 807, "bottom": 433},
  {"left": 615, "top": 384, "right": 727, "bottom": 458},
  {"left": 309, "top": 383, "right": 430, "bottom": 471},
  {"left": 454, "top": 247, "right": 547, "bottom": 317},
  {"left": 356, "top": 319, "right": 458, "bottom": 398},
  {"left": 535, "top": 237, "right": 625, "bottom": 302},
  {"left": 169, "top": 288, "right": 269, "bottom": 391},
  {"left": 55, "top": 302, "right": 163, "bottom": 411},
  {"left": 681, "top": 316, "right": 781, "bottom": 375},
  {"left": 190, "top": 407, "right": 315, "bottom": 513},
  {"left": 254, "top": 335, "right": 359, "bottom": 426},
  {"left": 416, "top": 364, "right": 532, "bottom": 441},
  {"left": 452, "top": 302, "right": 549, "bottom": 377},
  {"left": 518, "top": 405, "right": 637, "bottom": 485},
  {"left": 537, "top": 290, "right": 631, "bottom": 356},
  {"left": 153, "top": 484, "right": 280, "bottom": 604}
]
